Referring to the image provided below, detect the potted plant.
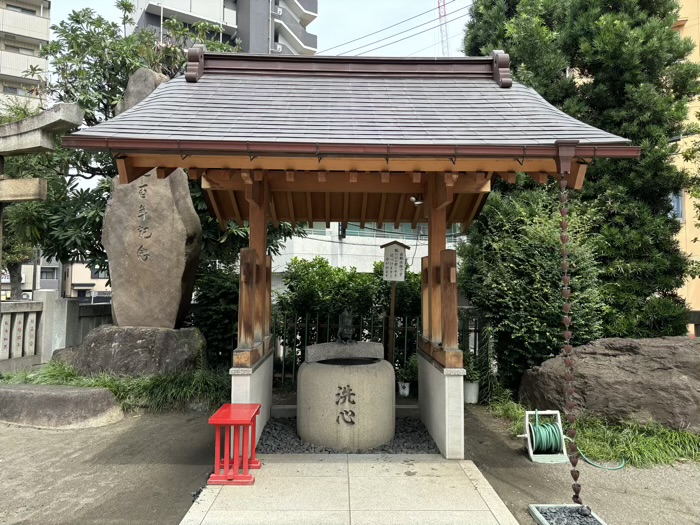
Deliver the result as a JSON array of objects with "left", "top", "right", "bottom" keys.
[
  {"left": 396, "top": 353, "right": 418, "bottom": 398},
  {"left": 463, "top": 352, "right": 480, "bottom": 404}
]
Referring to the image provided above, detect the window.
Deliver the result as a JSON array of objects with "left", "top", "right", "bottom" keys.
[
  {"left": 77, "top": 290, "right": 87, "bottom": 298},
  {"left": 90, "top": 267, "right": 109, "bottom": 280},
  {"left": 671, "top": 192, "right": 685, "bottom": 221},
  {"left": 5, "top": 45, "right": 35, "bottom": 56},
  {"left": 40, "top": 267, "right": 57, "bottom": 280},
  {"left": 6, "top": 4, "right": 35, "bottom": 15},
  {"left": 3, "top": 86, "right": 28, "bottom": 97}
]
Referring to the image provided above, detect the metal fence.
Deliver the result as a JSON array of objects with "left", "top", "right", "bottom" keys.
[{"left": 272, "top": 307, "right": 482, "bottom": 388}]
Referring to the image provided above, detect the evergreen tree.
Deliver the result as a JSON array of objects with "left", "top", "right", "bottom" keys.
[{"left": 463, "top": 0, "right": 700, "bottom": 337}]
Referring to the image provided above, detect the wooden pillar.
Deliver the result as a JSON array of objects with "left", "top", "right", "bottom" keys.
[
  {"left": 265, "top": 255, "right": 272, "bottom": 337},
  {"left": 247, "top": 178, "right": 269, "bottom": 343},
  {"left": 440, "top": 249, "right": 458, "bottom": 350},
  {"left": 237, "top": 248, "right": 257, "bottom": 349},
  {"left": 426, "top": 174, "right": 446, "bottom": 344},
  {"left": 421, "top": 256, "right": 429, "bottom": 339}
]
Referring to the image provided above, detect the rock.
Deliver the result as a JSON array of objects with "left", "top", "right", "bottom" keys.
[
  {"left": 0, "top": 384, "right": 123, "bottom": 428},
  {"left": 519, "top": 337, "right": 700, "bottom": 433},
  {"left": 52, "top": 324, "right": 205, "bottom": 376},
  {"left": 103, "top": 168, "right": 201, "bottom": 328},
  {"left": 115, "top": 68, "right": 168, "bottom": 116}
]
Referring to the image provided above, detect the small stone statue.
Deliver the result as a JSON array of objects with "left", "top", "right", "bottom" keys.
[{"left": 337, "top": 309, "right": 355, "bottom": 344}]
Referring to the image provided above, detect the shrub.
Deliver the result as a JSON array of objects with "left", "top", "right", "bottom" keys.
[{"left": 458, "top": 184, "right": 604, "bottom": 390}]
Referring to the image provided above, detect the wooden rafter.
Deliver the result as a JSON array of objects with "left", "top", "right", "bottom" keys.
[
  {"left": 228, "top": 190, "right": 242, "bottom": 225},
  {"left": 360, "top": 193, "right": 368, "bottom": 228},
  {"left": 115, "top": 157, "right": 151, "bottom": 184},
  {"left": 377, "top": 193, "right": 386, "bottom": 229},
  {"left": 447, "top": 193, "right": 464, "bottom": 225},
  {"left": 204, "top": 189, "right": 225, "bottom": 230},
  {"left": 269, "top": 191, "right": 279, "bottom": 227},
  {"left": 394, "top": 193, "right": 406, "bottom": 228},
  {"left": 462, "top": 193, "right": 488, "bottom": 233},
  {"left": 287, "top": 192, "right": 296, "bottom": 227},
  {"left": 156, "top": 167, "right": 177, "bottom": 179},
  {"left": 306, "top": 192, "right": 313, "bottom": 225}
]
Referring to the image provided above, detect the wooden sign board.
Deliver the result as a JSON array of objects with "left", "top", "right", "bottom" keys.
[{"left": 381, "top": 241, "right": 410, "bottom": 282}]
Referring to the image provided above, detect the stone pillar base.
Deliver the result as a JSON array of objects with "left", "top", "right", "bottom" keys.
[{"left": 418, "top": 350, "right": 465, "bottom": 459}]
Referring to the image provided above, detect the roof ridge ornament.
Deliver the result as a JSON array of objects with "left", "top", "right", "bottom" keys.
[
  {"left": 186, "top": 45, "right": 207, "bottom": 83},
  {"left": 491, "top": 50, "right": 512, "bottom": 88}
]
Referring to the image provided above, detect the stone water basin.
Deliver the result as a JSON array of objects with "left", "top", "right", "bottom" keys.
[{"left": 297, "top": 342, "right": 395, "bottom": 451}]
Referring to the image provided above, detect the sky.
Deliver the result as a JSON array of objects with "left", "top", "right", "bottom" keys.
[{"left": 53, "top": 0, "right": 470, "bottom": 57}]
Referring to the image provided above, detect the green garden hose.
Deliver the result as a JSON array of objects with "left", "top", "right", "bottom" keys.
[{"left": 530, "top": 410, "right": 626, "bottom": 470}]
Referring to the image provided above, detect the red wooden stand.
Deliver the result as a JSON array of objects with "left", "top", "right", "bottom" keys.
[{"left": 208, "top": 403, "right": 262, "bottom": 486}]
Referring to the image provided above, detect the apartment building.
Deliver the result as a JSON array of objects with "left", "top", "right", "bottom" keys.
[
  {"left": 132, "top": 0, "right": 318, "bottom": 55},
  {"left": 0, "top": 1, "right": 50, "bottom": 107},
  {"left": 674, "top": 1, "right": 700, "bottom": 324}
]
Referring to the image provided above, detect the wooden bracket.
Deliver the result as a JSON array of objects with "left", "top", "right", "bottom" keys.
[{"left": 245, "top": 180, "right": 263, "bottom": 208}]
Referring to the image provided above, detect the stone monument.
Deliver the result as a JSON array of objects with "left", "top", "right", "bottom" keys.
[{"left": 103, "top": 168, "right": 201, "bottom": 328}]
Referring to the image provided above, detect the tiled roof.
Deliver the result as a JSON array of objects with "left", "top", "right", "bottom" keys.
[{"left": 66, "top": 51, "right": 632, "bottom": 153}]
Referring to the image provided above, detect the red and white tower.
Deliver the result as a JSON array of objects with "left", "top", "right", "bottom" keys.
[{"left": 437, "top": 0, "right": 450, "bottom": 56}]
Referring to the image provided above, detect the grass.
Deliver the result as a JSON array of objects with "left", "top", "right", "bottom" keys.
[
  {"left": 489, "top": 392, "right": 700, "bottom": 468},
  {"left": 0, "top": 361, "right": 230, "bottom": 412}
]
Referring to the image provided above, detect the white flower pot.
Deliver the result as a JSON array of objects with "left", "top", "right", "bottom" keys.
[
  {"left": 464, "top": 381, "right": 479, "bottom": 404},
  {"left": 398, "top": 381, "right": 411, "bottom": 398}
]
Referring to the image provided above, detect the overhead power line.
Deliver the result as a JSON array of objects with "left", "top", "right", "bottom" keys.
[
  {"left": 356, "top": 11, "right": 471, "bottom": 56},
  {"left": 339, "top": 4, "right": 471, "bottom": 56},
  {"left": 318, "top": 0, "right": 457, "bottom": 54},
  {"left": 407, "top": 31, "right": 464, "bottom": 57}
]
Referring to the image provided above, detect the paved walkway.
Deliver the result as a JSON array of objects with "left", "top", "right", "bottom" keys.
[{"left": 179, "top": 454, "right": 519, "bottom": 525}]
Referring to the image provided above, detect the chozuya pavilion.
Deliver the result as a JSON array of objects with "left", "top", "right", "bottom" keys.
[{"left": 64, "top": 47, "right": 639, "bottom": 459}]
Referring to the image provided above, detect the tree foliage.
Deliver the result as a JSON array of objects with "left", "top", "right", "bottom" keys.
[
  {"left": 458, "top": 182, "right": 604, "bottom": 389},
  {"left": 463, "top": 0, "right": 700, "bottom": 337}
]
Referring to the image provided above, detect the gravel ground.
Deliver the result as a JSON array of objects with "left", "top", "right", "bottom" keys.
[
  {"left": 535, "top": 506, "right": 603, "bottom": 525},
  {"left": 257, "top": 417, "right": 440, "bottom": 454}
]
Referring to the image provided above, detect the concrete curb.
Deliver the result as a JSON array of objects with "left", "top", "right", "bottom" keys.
[{"left": 0, "top": 384, "right": 124, "bottom": 429}]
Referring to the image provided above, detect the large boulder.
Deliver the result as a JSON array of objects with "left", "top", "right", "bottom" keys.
[
  {"left": 115, "top": 68, "right": 168, "bottom": 116},
  {"left": 103, "top": 168, "right": 201, "bottom": 328},
  {"left": 520, "top": 337, "right": 700, "bottom": 433},
  {"left": 52, "top": 325, "right": 205, "bottom": 376}
]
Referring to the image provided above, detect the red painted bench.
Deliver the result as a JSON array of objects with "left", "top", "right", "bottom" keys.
[{"left": 208, "top": 403, "right": 262, "bottom": 485}]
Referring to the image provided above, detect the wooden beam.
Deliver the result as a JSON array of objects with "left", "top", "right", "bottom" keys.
[
  {"left": 427, "top": 175, "right": 446, "bottom": 344},
  {"left": 237, "top": 248, "right": 257, "bottom": 349},
  {"left": 155, "top": 167, "right": 177, "bottom": 179},
  {"left": 128, "top": 153, "right": 562, "bottom": 175},
  {"left": 244, "top": 180, "right": 262, "bottom": 208},
  {"left": 360, "top": 193, "right": 368, "bottom": 228},
  {"left": 377, "top": 193, "right": 386, "bottom": 229},
  {"left": 286, "top": 170, "right": 295, "bottom": 182},
  {"left": 115, "top": 157, "right": 151, "bottom": 184},
  {"left": 188, "top": 167, "right": 204, "bottom": 180},
  {"left": 249, "top": 181, "right": 269, "bottom": 343},
  {"left": 381, "top": 171, "right": 390, "bottom": 183},
  {"left": 269, "top": 191, "right": 279, "bottom": 227},
  {"left": 228, "top": 190, "right": 242, "bottom": 226},
  {"left": 566, "top": 161, "right": 589, "bottom": 190},
  {"left": 287, "top": 192, "right": 296, "bottom": 228},
  {"left": 394, "top": 193, "right": 405, "bottom": 228},
  {"left": 306, "top": 192, "right": 313, "bottom": 225},
  {"left": 440, "top": 249, "right": 458, "bottom": 350},
  {"left": 462, "top": 193, "right": 488, "bottom": 233},
  {"left": 412, "top": 172, "right": 422, "bottom": 184},
  {"left": 318, "top": 171, "right": 326, "bottom": 183},
  {"left": 530, "top": 172, "right": 549, "bottom": 184},
  {"left": 433, "top": 172, "right": 455, "bottom": 210},
  {"left": 421, "top": 257, "right": 430, "bottom": 339},
  {"left": 447, "top": 193, "right": 464, "bottom": 225},
  {"left": 412, "top": 200, "right": 422, "bottom": 229},
  {"left": 169, "top": 169, "right": 492, "bottom": 194},
  {"left": 254, "top": 169, "right": 264, "bottom": 181},
  {"left": 496, "top": 172, "right": 517, "bottom": 184},
  {"left": 349, "top": 171, "right": 358, "bottom": 183},
  {"left": 324, "top": 192, "right": 330, "bottom": 228},
  {"left": 204, "top": 189, "right": 226, "bottom": 230}
]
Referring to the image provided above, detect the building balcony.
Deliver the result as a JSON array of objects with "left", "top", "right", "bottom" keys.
[
  {"left": 274, "top": 5, "right": 317, "bottom": 55},
  {"left": 0, "top": 8, "right": 50, "bottom": 43},
  {"left": 143, "top": 1, "right": 237, "bottom": 34},
  {"left": 281, "top": 0, "right": 318, "bottom": 27},
  {"left": 0, "top": 51, "right": 46, "bottom": 82}
]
